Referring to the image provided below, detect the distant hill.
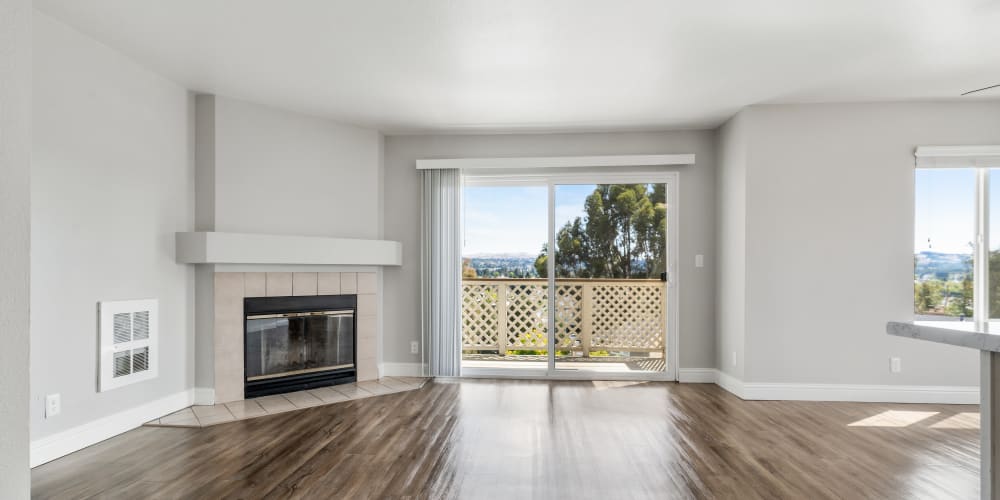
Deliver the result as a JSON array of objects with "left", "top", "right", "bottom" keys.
[
  {"left": 464, "top": 252, "right": 536, "bottom": 259},
  {"left": 914, "top": 251, "right": 971, "bottom": 279},
  {"left": 463, "top": 255, "right": 538, "bottom": 278}
]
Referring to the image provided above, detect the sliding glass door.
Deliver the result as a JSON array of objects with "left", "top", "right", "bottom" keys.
[
  {"left": 551, "top": 182, "right": 669, "bottom": 375},
  {"left": 460, "top": 173, "right": 677, "bottom": 380},
  {"left": 461, "top": 183, "right": 550, "bottom": 373}
]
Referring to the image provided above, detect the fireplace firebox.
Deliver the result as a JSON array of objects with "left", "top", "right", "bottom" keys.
[{"left": 244, "top": 294, "right": 356, "bottom": 398}]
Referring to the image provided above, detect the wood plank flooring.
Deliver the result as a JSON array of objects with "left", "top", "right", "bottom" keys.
[{"left": 31, "top": 379, "right": 979, "bottom": 499}]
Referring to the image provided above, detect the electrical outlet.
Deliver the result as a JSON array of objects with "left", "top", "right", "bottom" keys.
[
  {"left": 45, "top": 393, "right": 61, "bottom": 418},
  {"left": 410, "top": 341, "right": 420, "bottom": 355},
  {"left": 695, "top": 254, "right": 704, "bottom": 268},
  {"left": 731, "top": 351, "right": 737, "bottom": 367},
  {"left": 890, "top": 357, "right": 902, "bottom": 373}
]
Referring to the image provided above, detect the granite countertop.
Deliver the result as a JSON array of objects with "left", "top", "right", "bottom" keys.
[{"left": 887, "top": 321, "right": 1000, "bottom": 352}]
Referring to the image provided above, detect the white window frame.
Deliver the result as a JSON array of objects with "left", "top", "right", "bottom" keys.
[{"left": 915, "top": 146, "right": 1000, "bottom": 330}]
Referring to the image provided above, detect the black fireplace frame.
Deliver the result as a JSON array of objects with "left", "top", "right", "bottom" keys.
[{"left": 243, "top": 294, "right": 357, "bottom": 399}]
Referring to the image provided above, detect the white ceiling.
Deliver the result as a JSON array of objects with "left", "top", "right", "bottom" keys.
[{"left": 36, "top": 0, "right": 1000, "bottom": 134}]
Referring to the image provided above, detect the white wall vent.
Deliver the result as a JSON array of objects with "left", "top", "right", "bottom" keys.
[{"left": 99, "top": 299, "right": 158, "bottom": 391}]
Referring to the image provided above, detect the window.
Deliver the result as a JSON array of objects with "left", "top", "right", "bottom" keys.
[
  {"left": 913, "top": 146, "right": 1000, "bottom": 329},
  {"left": 913, "top": 168, "right": 975, "bottom": 322}
]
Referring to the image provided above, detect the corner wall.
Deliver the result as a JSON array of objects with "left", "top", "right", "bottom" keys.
[
  {"left": 31, "top": 11, "right": 195, "bottom": 448},
  {"left": 717, "top": 101, "right": 1000, "bottom": 396},
  {"left": 745, "top": 102, "right": 1000, "bottom": 387},
  {"left": 715, "top": 111, "right": 748, "bottom": 381},
  {"left": 383, "top": 131, "right": 718, "bottom": 372},
  {"left": 0, "top": 0, "right": 32, "bottom": 495},
  {"left": 191, "top": 95, "right": 385, "bottom": 390},
  {"left": 208, "top": 95, "right": 382, "bottom": 239}
]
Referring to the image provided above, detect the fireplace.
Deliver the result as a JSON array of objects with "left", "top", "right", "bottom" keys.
[{"left": 244, "top": 294, "right": 357, "bottom": 398}]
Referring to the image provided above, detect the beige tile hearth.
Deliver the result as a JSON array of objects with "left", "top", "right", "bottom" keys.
[
  {"left": 191, "top": 404, "right": 236, "bottom": 426},
  {"left": 224, "top": 399, "right": 267, "bottom": 419},
  {"left": 156, "top": 408, "right": 199, "bottom": 427},
  {"left": 283, "top": 390, "right": 323, "bottom": 408},
  {"left": 356, "top": 380, "right": 394, "bottom": 395},
  {"left": 146, "top": 377, "right": 428, "bottom": 429},
  {"left": 307, "top": 386, "right": 350, "bottom": 404},
  {"left": 332, "top": 383, "right": 375, "bottom": 399},
  {"left": 377, "top": 377, "right": 414, "bottom": 391},
  {"left": 255, "top": 394, "right": 297, "bottom": 413}
]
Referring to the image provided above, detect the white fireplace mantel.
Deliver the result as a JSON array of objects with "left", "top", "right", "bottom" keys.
[{"left": 175, "top": 232, "right": 402, "bottom": 266}]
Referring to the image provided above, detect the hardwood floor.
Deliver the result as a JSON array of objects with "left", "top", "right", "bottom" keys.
[{"left": 32, "top": 379, "right": 979, "bottom": 499}]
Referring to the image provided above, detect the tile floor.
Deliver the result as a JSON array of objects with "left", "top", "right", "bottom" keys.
[{"left": 146, "top": 376, "right": 428, "bottom": 428}]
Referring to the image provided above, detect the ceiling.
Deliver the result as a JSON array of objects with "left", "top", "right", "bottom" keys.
[{"left": 35, "top": 0, "right": 1000, "bottom": 134}]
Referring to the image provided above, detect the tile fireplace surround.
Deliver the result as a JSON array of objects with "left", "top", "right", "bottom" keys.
[{"left": 212, "top": 271, "right": 377, "bottom": 403}]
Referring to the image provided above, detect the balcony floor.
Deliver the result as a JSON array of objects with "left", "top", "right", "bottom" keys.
[{"left": 462, "top": 354, "right": 665, "bottom": 373}]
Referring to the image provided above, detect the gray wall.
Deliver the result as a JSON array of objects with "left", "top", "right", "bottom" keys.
[
  {"left": 190, "top": 95, "right": 384, "bottom": 389},
  {"left": 731, "top": 102, "right": 1000, "bottom": 386},
  {"left": 383, "top": 131, "right": 718, "bottom": 369},
  {"left": 0, "top": 0, "right": 31, "bottom": 495},
  {"left": 209, "top": 95, "right": 382, "bottom": 239},
  {"left": 31, "top": 13, "right": 195, "bottom": 439},
  {"left": 715, "top": 113, "right": 748, "bottom": 380}
]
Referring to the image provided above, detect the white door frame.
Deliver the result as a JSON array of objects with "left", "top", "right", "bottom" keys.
[{"left": 461, "top": 170, "right": 680, "bottom": 382}]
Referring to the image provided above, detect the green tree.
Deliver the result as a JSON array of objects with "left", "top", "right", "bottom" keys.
[
  {"left": 536, "top": 184, "right": 666, "bottom": 278},
  {"left": 462, "top": 258, "right": 478, "bottom": 279},
  {"left": 948, "top": 277, "right": 974, "bottom": 318},
  {"left": 923, "top": 280, "right": 944, "bottom": 313},
  {"left": 915, "top": 282, "right": 931, "bottom": 313},
  {"left": 534, "top": 244, "right": 548, "bottom": 278},
  {"left": 990, "top": 250, "right": 1000, "bottom": 317}
]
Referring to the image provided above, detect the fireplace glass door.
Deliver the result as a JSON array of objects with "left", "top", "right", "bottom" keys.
[{"left": 245, "top": 310, "right": 355, "bottom": 381}]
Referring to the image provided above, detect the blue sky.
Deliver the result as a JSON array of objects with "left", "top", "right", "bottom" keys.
[
  {"left": 914, "top": 169, "right": 1000, "bottom": 254},
  {"left": 915, "top": 169, "right": 974, "bottom": 254},
  {"left": 462, "top": 184, "right": 596, "bottom": 256}
]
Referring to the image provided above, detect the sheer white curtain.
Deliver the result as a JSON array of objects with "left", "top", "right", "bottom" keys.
[{"left": 421, "top": 168, "right": 462, "bottom": 376}]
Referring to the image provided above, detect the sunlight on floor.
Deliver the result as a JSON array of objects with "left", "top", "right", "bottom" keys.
[
  {"left": 929, "top": 412, "right": 980, "bottom": 429},
  {"left": 848, "top": 410, "right": 939, "bottom": 427},
  {"left": 591, "top": 380, "right": 653, "bottom": 391}
]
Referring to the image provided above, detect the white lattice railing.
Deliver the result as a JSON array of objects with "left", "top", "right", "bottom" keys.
[{"left": 462, "top": 278, "right": 665, "bottom": 355}]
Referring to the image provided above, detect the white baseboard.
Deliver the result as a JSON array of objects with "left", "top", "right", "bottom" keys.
[
  {"left": 699, "top": 369, "right": 978, "bottom": 404},
  {"left": 382, "top": 362, "right": 425, "bottom": 377},
  {"left": 192, "top": 387, "right": 215, "bottom": 406},
  {"left": 677, "top": 368, "right": 717, "bottom": 383},
  {"left": 715, "top": 370, "right": 746, "bottom": 397},
  {"left": 742, "top": 382, "right": 979, "bottom": 404},
  {"left": 30, "top": 389, "right": 194, "bottom": 468}
]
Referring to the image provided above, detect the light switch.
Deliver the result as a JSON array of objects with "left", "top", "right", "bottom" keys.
[{"left": 695, "top": 254, "right": 704, "bottom": 268}]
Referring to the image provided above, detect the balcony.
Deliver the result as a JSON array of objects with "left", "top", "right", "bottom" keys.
[{"left": 461, "top": 278, "right": 666, "bottom": 373}]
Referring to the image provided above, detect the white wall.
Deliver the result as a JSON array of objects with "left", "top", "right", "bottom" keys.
[
  {"left": 716, "top": 112, "right": 747, "bottom": 380},
  {"left": 383, "top": 131, "right": 718, "bottom": 370},
  {"left": 0, "top": 0, "right": 32, "bottom": 495},
  {"left": 207, "top": 95, "right": 382, "bottom": 239},
  {"left": 725, "top": 102, "right": 1000, "bottom": 388},
  {"left": 31, "top": 12, "right": 195, "bottom": 442}
]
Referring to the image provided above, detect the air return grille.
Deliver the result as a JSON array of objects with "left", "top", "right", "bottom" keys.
[{"left": 100, "top": 299, "right": 158, "bottom": 392}]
